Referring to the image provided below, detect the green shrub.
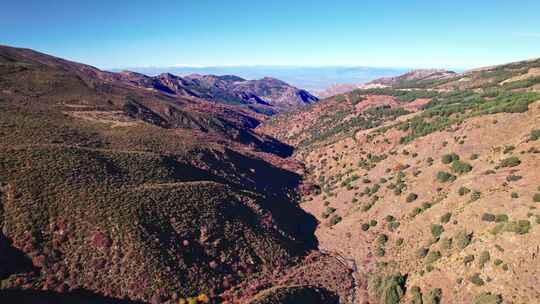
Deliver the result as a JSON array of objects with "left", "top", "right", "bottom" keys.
[
  {"left": 458, "top": 186, "right": 471, "bottom": 196},
  {"left": 463, "top": 254, "right": 475, "bottom": 266},
  {"left": 455, "top": 230, "right": 472, "bottom": 249},
  {"left": 376, "top": 234, "right": 389, "bottom": 245},
  {"left": 406, "top": 193, "right": 418, "bottom": 202},
  {"left": 469, "top": 273, "right": 484, "bottom": 286},
  {"left": 361, "top": 223, "right": 370, "bottom": 231},
  {"left": 409, "top": 286, "right": 422, "bottom": 304},
  {"left": 417, "top": 247, "right": 429, "bottom": 258},
  {"left": 490, "top": 223, "right": 505, "bottom": 235},
  {"left": 431, "top": 224, "right": 444, "bottom": 238},
  {"left": 440, "top": 237, "right": 452, "bottom": 250},
  {"left": 423, "top": 288, "right": 442, "bottom": 304},
  {"left": 387, "top": 221, "right": 400, "bottom": 231},
  {"left": 440, "top": 212, "right": 452, "bottom": 223},
  {"left": 481, "top": 213, "right": 496, "bottom": 222},
  {"left": 374, "top": 246, "right": 386, "bottom": 257},
  {"left": 395, "top": 238, "right": 404, "bottom": 246},
  {"left": 511, "top": 192, "right": 519, "bottom": 199},
  {"left": 329, "top": 215, "right": 342, "bottom": 226},
  {"left": 495, "top": 214, "right": 509, "bottom": 222},
  {"left": 474, "top": 292, "right": 502, "bottom": 304},
  {"left": 471, "top": 191, "right": 481, "bottom": 201},
  {"left": 451, "top": 160, "right": 473, "bottom": 174},
  {"left": 425, "top": 250, "right": 442, "bottom": 264},
  {"left": 370, "top": 219, "right": 378, "bottom": 226},
  {"left": 506, "top": 174, "right": 522, "bottom": 182},
  {"left": 437, "top": 171, "right": 456, "bottom": 183},
  {"left": 533, "top": 193, "right": 540, "bottom": 203},
  {"left": 499, "top": 156, "right": 521, "bottom": 168},
  {"left": 442, "top": 153, "right": 459, "bottom": 164},
  {"left": 478, "top": 251, "right": 490, "bottom": 268},
  {"left": 385, "top": 215, "right": 395, "bottom": 222},
  {"left": 369, "top": 273, "right": 407, "bottom": 304},
  {"left": 493, "top": 259, "right": 503, "bottom": 266},
  {"left": 410, "top": 207, "right": 423, "bottom": 218},
  {"left": 505, "top": 220, "right": 531, "bottom": 234},
  {"left": 530, "top": 129, "right": 540, "bottom": 141}
]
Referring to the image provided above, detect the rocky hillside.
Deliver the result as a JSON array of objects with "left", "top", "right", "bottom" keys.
[
  {"left": 116, "top": 71, "right": 318, "bottom": 114},
  {"left": 260, "top": 57, "right": 540, "bottom": 303},
  {"left": 0, "top": 45, "right": 353, "bottom": 304}
]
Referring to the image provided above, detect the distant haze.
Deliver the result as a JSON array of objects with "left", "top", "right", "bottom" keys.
[{"left": 111, "top": 66, "right": 408, "bottom": 94}]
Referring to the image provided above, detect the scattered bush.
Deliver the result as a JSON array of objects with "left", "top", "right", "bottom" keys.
[
  {"left": 329, "top": 215, "right": 342, "bottom": 226},
  {"left": 481, "top": 213, "right": 496, "bottom": 222},
  {"left": 469, "top": 273, "right": 484, "bottom": 286},
  {"left": 425, "top": 250, "right": 442, "bottom": 264},
  {"left": 455, "top": 230, "right": 472, "bottom": 249},
  {"left": 529, "top": 129, "right": 540, "bottom": 141},
  {"left": 504, "top": 220, "right": 531, "bottom": 234},
  {"left": 385, "top": 215, "right": 395, "bottom": 222},
  {"left": 506, "top": 174, "right": 522, "bottom": 182},
  {"left": 437, "top": 171, "right": 456, "bottom": 183},
  {"left": 424, "top": 288, "right": 442, "bottom": 304},
  {"left": 533, "top": 193, "right": 540, "bottom": 203},
  {"left": 464, "top": 254, "right": 475, "bottom": 266},
  {"left": 374, "top": 246, "right": 385, "bottom": 257},
  {"left": 431, "top": 224, "right": 444, "bottom": 238},
  {"left": 478, "top": 251, "right": 490, "bottom": 269},
  {"left": 451, "top": 160, "right": 473, "bottom": 174},
  {"left": 361, "top": 223, "right": 370, "bottom": 231},
  {"left": 499, "top": 156, "right": 521, "bottom": 168},
  {"left": 406, "top": 193, "right": 418, "bottom": 202},
  {"left": 474, "top": 292, "right": 502, "bottom": 304},
  {"left": 417, "top": 247, "right": 429, "bottom": 258},
  {"left": 458, "top": 186, "right": 471, "bottom": 196},
  {"left": 495, "top": 214, "right": 508, "bottom": 222},
  {"left": 511, "top": 192, "right": 519, "bottom": 199},
  {"left": 442, "top": 153, "right": 459, "bottom": 164},
  {"left": 369, "top": 273, "right": 406, "bottom": 304},
  {"left": 440, "top": 237, "right": 452, "bottom": 250},
  {"left": 440, "top": 212, "right": 452, "bottom": 223},
  {"left": 376, "top": 234, "right": 388, "bottom": 245},
  {"left": 471, "top": 191, "right": 481, "bottom": 201},
  {"left": 409, "top": 286, "right": 422, "bottom": 304}
]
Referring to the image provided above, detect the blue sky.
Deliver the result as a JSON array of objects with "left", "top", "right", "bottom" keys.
[{"left": 2, "top": 0, "right": 540, "bottom": 69}]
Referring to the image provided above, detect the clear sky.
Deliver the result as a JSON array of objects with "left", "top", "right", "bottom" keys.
[{"left": 2, "top": 0, "right": 540, "bottom": 69}]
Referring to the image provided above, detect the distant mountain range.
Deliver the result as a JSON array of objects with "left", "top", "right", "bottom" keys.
[
  {"left": 111, "top": 66, "right": 409, "bottom": 94},
  {"left": 115, "top": 71, "right": 318, "bottom": 114},
  {"left": 318, "top": 69, "right": 457, "bottom": 97}
]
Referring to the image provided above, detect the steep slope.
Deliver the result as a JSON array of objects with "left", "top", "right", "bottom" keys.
[
  {"left": 260, "top": 57, "right": 540, "bottom": 303},
  {"left": 0, "top": 45, "right": 353, "bottom": 304}
]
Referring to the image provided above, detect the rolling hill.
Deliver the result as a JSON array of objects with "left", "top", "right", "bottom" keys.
[{"left": 3, "top": 43, "right": 540, "bottom": 304}]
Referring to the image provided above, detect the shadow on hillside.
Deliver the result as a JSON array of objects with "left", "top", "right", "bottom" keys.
[
  {"left": 0, "top": 233, "right": 37, "bottom": 279},
  {"left": 201, "top": 148, "right": 318, "bottom": 251},
  {"left": 0, "top": 289, "right": 145, "bottom": 304}
]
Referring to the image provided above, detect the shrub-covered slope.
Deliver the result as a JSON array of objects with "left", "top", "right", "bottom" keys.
[
  {"left": 0, "top": 45, "right": 345, "bottom": 304},
  {"left": 260, "top": 58, "right": 540, "bottom": 304}
]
